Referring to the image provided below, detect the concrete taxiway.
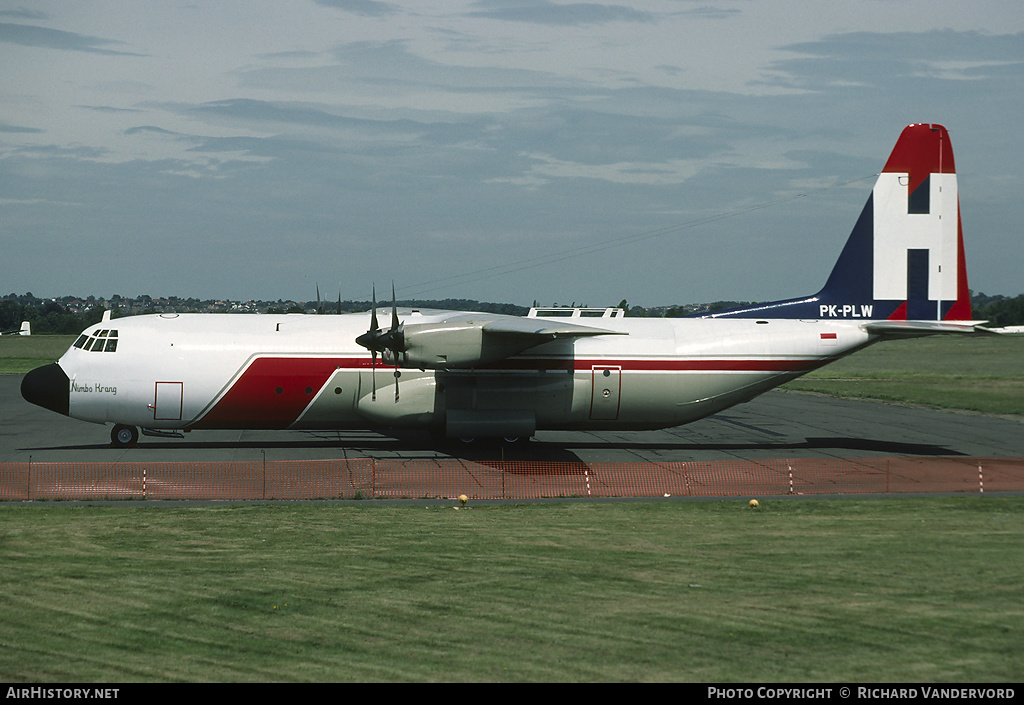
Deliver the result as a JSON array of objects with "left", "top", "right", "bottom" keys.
[{"left": 3, "top": 374, "right": 1023, "bottom": 466}]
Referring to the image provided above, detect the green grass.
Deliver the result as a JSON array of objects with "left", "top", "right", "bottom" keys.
[
  {"left": 1, "top": 498, "right": 1021, "bottom": 682},
  {"left": 0, "top": 335, "right": 74, "bottom": 374},
  {"left": 784, "top": 334, "right": 1024, "bottom": 415}
]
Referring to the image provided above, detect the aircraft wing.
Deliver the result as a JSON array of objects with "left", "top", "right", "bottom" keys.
[
  {"left": 862, "top": 320, "right": 1000, "bottom": 337},
  {"left": 378, "top": 312, "right": 627, "bottom": 369},
  {"left": 482, "top": 316, "right": 626, "bottom": 342}
]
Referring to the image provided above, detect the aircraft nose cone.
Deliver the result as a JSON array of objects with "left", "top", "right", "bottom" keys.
[{"left": 21, "top": 363, "right": 70, "bottom": 417}]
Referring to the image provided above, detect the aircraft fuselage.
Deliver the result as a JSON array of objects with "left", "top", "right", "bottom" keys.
[{"left": 46, "top": 309, "right": 873, "bottom": 439}]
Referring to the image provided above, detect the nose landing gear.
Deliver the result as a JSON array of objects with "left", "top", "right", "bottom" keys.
[{"left": 110, "top": 424, "right": 139, "bottom": 448}]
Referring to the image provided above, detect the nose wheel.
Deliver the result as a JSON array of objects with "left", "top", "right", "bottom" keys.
[{"left": 111, "top": 424, "right": 139, "bottom": 448}]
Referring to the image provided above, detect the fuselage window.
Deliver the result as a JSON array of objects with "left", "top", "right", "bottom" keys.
[{"left": 73, "top": 335, "right": 88, "bottom": 349}]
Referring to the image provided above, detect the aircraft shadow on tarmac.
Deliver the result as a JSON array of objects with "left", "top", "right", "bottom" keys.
[{"left": 21, "top": 433, "right": 963, "bottom": 469}]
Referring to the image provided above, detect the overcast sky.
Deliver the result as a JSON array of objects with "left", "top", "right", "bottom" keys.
[{"left": 2, "top": 1, "right": 1022, "bottom": 308}]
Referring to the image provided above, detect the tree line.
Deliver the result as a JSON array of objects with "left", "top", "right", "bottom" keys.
[
  {"left": 1, "top": 295, "right": 108, "bottom": 335},
  {"left": 972, "top": 293, "right": 1024, "bottom": 328},
  {"left": 4, "top": 291, "right": 1023, "bottom": 335},
  {"left": 0, "top": 293, "right": 529, "bottom": 334}
]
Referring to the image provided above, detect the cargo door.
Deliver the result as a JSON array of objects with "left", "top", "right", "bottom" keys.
[{"left": 154, "top": 381, "right": 183, "bottom": 421}]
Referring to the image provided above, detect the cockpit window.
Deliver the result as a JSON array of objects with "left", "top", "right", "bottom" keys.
[{"left": 76, "top": 329, "right": 119, "bottom": 352}]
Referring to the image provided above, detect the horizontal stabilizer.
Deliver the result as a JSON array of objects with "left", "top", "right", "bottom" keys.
[{"left": 862, "top": 320, "right": 998, "bottom": 337}]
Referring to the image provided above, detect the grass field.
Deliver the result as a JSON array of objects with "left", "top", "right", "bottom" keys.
[
  {"left": 0, "top": 335, "right": 74, "bottom": 374},
  {"left": 782, "top": 334, "right": 1024, "bottom": 416},
  {"left": 1, "top": 497, "right": 1021, "bottom": 682}
]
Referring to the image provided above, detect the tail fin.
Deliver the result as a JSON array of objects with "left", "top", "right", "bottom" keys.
[{"left": 708, "top": 123, "right": 973, "bottom": 323}]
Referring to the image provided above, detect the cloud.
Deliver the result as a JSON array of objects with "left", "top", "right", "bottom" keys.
[
  {"left": 0, "top": 8, "right": 49, "bottom": 21},
  {"left": 0, "top": 122, "right": 43, "bottom": 133},
  {"left": 763, "top": 29, "right": 1024, "bottom": 89},
  {"left": 506, "top": 151, "right": 707, "bottom": 186},
  {"left": 80, "top": 105, "right": 144, "bottom": 114},
  {"left": 313, "top": 0, "right": 398, "bottom": 17},
  {"left": 0, "top": 22, "right": 144, "bottom": 55},
  {"left": 467, "top": 1, "right": 654, "bottom": 25},
  {"left": 123, "top": 125, "right": 183, "bottom": 137},
  {"left": 239, "top": 39, "right": 582, "bottom": 101}
]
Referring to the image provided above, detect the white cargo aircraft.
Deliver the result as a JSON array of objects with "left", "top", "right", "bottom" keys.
[{"left": 22, "top": 124, "right": 991, "bottom": 447}]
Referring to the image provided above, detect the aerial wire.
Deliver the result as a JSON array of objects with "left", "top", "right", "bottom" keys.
[{"left": 397, "top": 172, "right": 878, "bottom": 299}]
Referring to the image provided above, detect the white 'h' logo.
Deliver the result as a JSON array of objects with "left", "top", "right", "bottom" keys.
[{"left": 872, "top": 172, "right": 958, "bottom": 303}]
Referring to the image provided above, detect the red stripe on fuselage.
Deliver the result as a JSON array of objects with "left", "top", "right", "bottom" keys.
[
  {"left": 193, "top": 356, "right": 352, "bottom": 429},
  {"left": 576, "top": 358, "right": 821, "bottom": 372},
  {"left": 190, "top": 354, "right": 823, "bottom": 429},
  {"left": 504, "top": 358, "right": 823, "bottom": 372}
]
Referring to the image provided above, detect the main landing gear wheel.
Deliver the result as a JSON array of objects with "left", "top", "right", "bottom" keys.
[
  {"left": 111, "top": 424, "right": 139, "bottom": 448},
  {"left": 457, "top": 436, "right": 525, "bottom": 446}
]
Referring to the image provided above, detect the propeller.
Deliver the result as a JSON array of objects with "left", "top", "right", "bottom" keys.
[
  {"left": 355, "top": 284, "right": 406, "bottom": 401},
  {"left": 355, "top": 285, "right": 381, "bottom": 400}
]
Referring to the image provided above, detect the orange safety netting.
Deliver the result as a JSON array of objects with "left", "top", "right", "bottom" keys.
[{"left": 2, "top": 456, "right": 1023, "bottom": 501}]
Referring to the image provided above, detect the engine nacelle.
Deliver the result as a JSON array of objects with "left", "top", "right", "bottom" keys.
[{"left": 384, "top": 320, "right": 537, "bottom": 369}]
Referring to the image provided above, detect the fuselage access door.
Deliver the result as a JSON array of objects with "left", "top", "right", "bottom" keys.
[{"left": 589, "top": 365, "right": 621, "bottom": 420}]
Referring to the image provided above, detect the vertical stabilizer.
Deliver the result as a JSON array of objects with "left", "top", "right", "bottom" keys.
[{"left": 708, "top": 124, "right": 971, "bottom": 322}]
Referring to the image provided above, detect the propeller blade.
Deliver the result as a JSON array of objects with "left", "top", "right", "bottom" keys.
[
  {"left": 356, "top": 286, "right": 380, "bottom": 349},
  {"left": 388, "top": 284, "right": 401, "bottom": 402},
  {"left": 390, "top": 283, "right": 400, "bottom": 332},
  {"left": 355, "top": 285, "right": 388, "bottom": 401},
  {"left": 370, "top": 284, "right": 379, "bottom": 333},
  {"left": 355, "top": 283, "right": 406, "bottom": 402}
]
